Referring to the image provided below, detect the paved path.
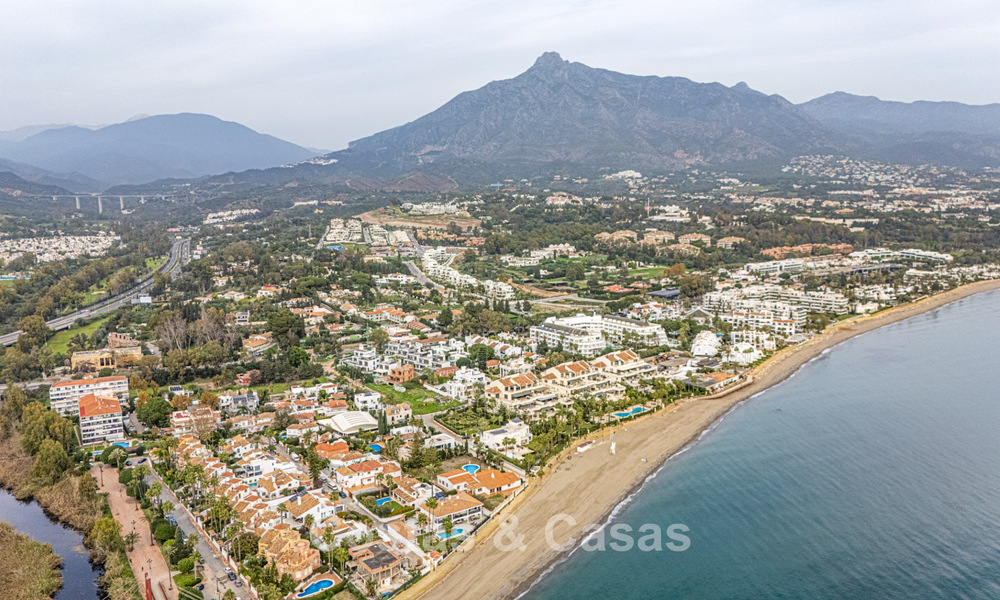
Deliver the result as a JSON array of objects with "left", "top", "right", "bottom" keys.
[{"left": 94, "top": 465, "right": 178, "bottom": 600}]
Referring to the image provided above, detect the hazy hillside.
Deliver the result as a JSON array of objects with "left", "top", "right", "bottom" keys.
[{"left": 0, "top": 114, "right": 316, "bottom": 187}]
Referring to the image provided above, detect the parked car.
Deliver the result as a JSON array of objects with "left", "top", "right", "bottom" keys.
[{"left": 228, "top": 572, "right": 237, "bottom": 581}]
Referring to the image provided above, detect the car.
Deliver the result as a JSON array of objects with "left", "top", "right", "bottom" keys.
[
  {"left": 235, "top": 580, "right": 243, "bottom": 587},
  {"left": 137, "top": 458, "right": 147, "bottom": 464},
  {"left": 198, "top": 558, "right": 205, "bottom": 565},
  {"left": 224, "top": 567, "right": 232, "bottom": 573},
  {"left": 228, "top": 572, "right": 237, "bottom": 581},
  {"left": 195, "top": 584, "right": 204, "bottom": 591},
  {"left": 125, "top": 460, "right": 133, "bottom": 467}
]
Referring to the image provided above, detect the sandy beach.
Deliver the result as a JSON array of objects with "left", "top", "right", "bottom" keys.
[{"left": 402, "top": 279, "right": 1000, "bottom": 600}]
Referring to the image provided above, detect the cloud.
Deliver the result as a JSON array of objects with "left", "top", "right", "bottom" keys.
[{"left": 0, "top": 0, "right": 997, "bottom": 149}]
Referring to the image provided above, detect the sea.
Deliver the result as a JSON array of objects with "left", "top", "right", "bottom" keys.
[{"left": 526, "top": 289, "right": 1000, "bottom": 599}]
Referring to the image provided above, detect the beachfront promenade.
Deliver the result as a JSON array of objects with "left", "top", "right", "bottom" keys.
[{"left": 94, "top": 465, "right": 177, "bottom": 600}]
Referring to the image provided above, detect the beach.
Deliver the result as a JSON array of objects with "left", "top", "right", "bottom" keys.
[{"left": 402, "top": 279, "right": 1000, "bottom": 600}]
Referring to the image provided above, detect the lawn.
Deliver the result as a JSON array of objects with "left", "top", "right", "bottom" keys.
[
  {"left": 46, "top": 315, "right": 111, "bottom": 355},
  {"left": 629, "top": 266, "right": 666, "bottom": 279},
  {"left": 436, "top": 408, "right": 505, "bottom": 436},
  {"left": 145, "top": 255, "right": 167, "bottom": 271},
  {"left": 368, "top": 383, "right": 460, "bottom": 415}
]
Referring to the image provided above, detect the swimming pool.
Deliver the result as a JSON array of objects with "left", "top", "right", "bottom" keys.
[
  {"left": 613, "top": 407, "right": 647, "bottom": 418},
  {"left": 369, "top": 443, "right": 383, "bottom": 453},
  {"left": 438, "top": 528, "right": 465, "bottom": 540},
  {"left": 461, "top": 464, "right": 480, "bottom": 475},
  {"left": 296, "top": 579, "right": 334, "bottom": 598},
  {"left": 375, "top": 497, "right": 391, "bottom": 507}
]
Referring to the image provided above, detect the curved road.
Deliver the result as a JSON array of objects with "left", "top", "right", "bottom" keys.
[{"left": 0, "top": 238, "right": 189, "bottom": 347}]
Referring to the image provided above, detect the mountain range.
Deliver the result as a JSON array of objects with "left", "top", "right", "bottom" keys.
[
  {"left": 4, "top": 52, "right": 1000, "bottom": 195},
  {"left": 0, "top": 114, "right": 316, "bottom": 191},
  {"left": 190, "top": 52, "right": 1000, "bottom": 192}
]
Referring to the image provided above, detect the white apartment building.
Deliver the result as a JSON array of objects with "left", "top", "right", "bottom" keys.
[
  {"left": 431, "top": 367, "right": 489, "bottom": 402},
  {"left": 744, "top": 259, "right": 804, "bottom": 276},
  {"left": 532, "top": 313, "right": 669, "bottom": 350},
  {"left": 529, "top": 321, "right": 606, "bottom": 357},
  {"left": 690, "top": 331, "right": 722, "bottom": 357},
  {"left": 78, "top": 393, "right": 124, "bottom": 445},
  {"left": 479, "top": 418, "right": 533, "bottom": 454},
  {"left": 589, "top": 349, "right": 656, "bottom": 386},
  {"left": 705, "top": 284, "right": 848, "bottom": 315},
  {"left": 730, "top": 330, "right": 778, "bottom": 351},
  {"left": 483, "top": 373, "right": 567, "bottom": 419},
  {"left": 49, "top": 375, "right": 129, "bottom": 417}
]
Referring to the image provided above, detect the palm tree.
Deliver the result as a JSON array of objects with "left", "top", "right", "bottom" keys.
[
  {"left": 108, "top": 447, "right": 128, "bottom": 469},
  {"left": 365, "top": 577, "right": 378, "bottom": 598},
  {"left": 443, "top": 516, "right": 454, "bottom": 539},
  {"left": 304, "top": 513, "right": 315, "bottom": 532},
  {"left": 332, "top": 545, "right": 350, "bottom": 574},
  {"left": 322, "top": 529, "right": 336, "bottom": 572},
  {"left": 416, "top": 512, "right": 429, "bottom": 534},
  {"left": 133, "top": 464, "right": 150, "bottom": 499},
  {"left": 124, "top": 531, "right": 140, "bottom": 551},
  {"left": 148, "top": 481, "right": 162, "bottom": 503}
]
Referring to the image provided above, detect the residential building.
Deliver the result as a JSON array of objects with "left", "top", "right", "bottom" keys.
[
  {"left": 479, "top": 419, "right": 532, "bottom": 455},
  {"left": 483, "top": 373, "right": 566, "bottom": 418},
  {"left": 349, "top": 541, "right": 403, "bottom": 590},
  {"left": 70, "top": 347, "right": 142, "bottom": 371},
  {"left": 384, "top": 403, "right": 412, "bottom": 425},
  {"left": 78, "top": 393, "right": 124, "bottom": 445},
  {"left": 258, "top": 525, "right": 321, "bottom": 582},
  {"left": 49, "top": 375, "right": 128, "bottom": 417}
]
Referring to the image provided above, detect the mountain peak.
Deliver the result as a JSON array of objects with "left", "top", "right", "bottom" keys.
[{"left": 531, "top": 51, "right": 567, "bottom": 70}]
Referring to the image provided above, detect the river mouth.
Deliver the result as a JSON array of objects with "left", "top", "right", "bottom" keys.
[{"left": 0, "top": 490, "right": 102, "bottom": 600}]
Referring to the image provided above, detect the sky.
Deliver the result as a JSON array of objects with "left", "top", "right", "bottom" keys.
[{"left": 1, "top": 0, "right": 998, "bottom": 150}]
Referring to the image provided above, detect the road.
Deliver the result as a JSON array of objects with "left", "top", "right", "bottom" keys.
[
  {"left": 404, "top": 260, "right": 445, "bottom": 292},
  {"left": 0, "top": 238, "right": 189, "bottom": 347},
  {"left": 148, "top": 467, "right": 249, "bottom": 600}
]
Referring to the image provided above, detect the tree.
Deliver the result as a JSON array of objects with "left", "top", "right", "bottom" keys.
[
  {"left": 137, "top": 397, "right": 172, "bottom": 428},
  {"left": 267, "top": 309, "right": 305, "bottom": 346},
  {"left": 416, "top": 512, "right": 428, "bottom": 533},
  {"left": 33, "top": 438, "right": 72, "bottom": 485},
  {"left": 369, "top": 328, "right": 389, "bottom": 353},
  {"left": 17, "top": 315, "right": 51, "bottom": 351},
  {"left": 124, "top": 531, "right": 140, "bottom": 552},
  {"left": 468, "top": 344, "right": 496, "bottom": 370},
  {"left": 177, "top": 557, "right": 195, "bottom": 574},
  {"left": 332, "top": 544, "right": 349, "bottom": 573},
  {"left": 565, "top": 262, "right": 585, "bottom": 282},
  {"left": 443, "top": 516, "right": 454, "bottom": 539},
  {"left": 437, "top": 307, "right": 453, "bottom": 328}
]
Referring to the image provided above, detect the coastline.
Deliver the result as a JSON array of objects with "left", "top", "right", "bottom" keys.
[{"left": 402, "top": 278, "right": 1000, "bottom": 600}]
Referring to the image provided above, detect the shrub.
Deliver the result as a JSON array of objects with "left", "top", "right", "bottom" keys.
[
  {"left": 153, "top": 523, "right": 176, "bottom": 544},
  {"left": 177, "top": 557, "right": 194, "bottom": 574}
]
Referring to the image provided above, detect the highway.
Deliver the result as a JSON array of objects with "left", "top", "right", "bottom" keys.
[{"left": 0, "top": 238, "right": 190, "bottom": 347}]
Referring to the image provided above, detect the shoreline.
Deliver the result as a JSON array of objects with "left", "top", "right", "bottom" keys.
[{"left": 403, "top": 278, "right": 1000, "bottom": 600}]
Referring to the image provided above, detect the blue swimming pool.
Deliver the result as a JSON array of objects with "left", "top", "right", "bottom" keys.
[
  {"left": 461, "top": 464, "right": 480, "bottom": 475},
  {"left": 369, "top": 443, "right": 383, "bottom": 453},
  {"left": 375, "top": 497, "right": 391, "bottom": 507},
  {"left": 296, "top": 579, "right": 335, "bottom": 598},
  {"left": 438, "top": 528, "right": 465, "bottom": 540},
  {"left": 613, "top": 407, "right": 647, "bottom": 418}
]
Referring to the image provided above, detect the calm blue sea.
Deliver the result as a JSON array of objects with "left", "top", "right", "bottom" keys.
[{"left": 526, "top": 290, "right": 1000, "bottom": 599}]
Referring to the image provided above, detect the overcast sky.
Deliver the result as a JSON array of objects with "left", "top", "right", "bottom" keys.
[{"left": 1, "top": 0, "right": 998, "bottom": 149}]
